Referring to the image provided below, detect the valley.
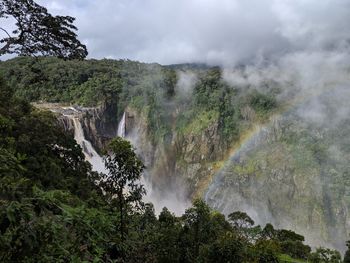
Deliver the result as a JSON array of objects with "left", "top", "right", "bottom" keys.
[{"left": 7, "top": 56, "right": 350, "bottom": 252}]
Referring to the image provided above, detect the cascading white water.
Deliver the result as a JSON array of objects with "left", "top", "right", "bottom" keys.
[
  {"left": 69, "top": 116, "right": 107, "bottom": 174},
  {"left": 117, "top": 112, "right": 150, "bottom": 193},
  {"left": 117, "top": 112, "right": 126, "bottom": 138},
  {"left": 63, "top": 109, "right": 188, "bottom": 215},
  {"left": 44, "top": 105, "right": 188, "bottom": 214},
  {"left": 117, "top": 111, "right": 189, "bottom": 215}
]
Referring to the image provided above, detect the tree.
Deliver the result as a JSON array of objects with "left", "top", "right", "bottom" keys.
[
  {"left": 261, "top": 223, "right": 276, "bottom": 240},
  {"left": 182, "top": 199, "right": 212, "bottom": 261},
  {"left": 344, "top": 241, "right": 350, "bottom": 263},
  {"left": 101, "top": 137, "right": 145, "bottom": 241},
  {"left": 227, "top": 211, "right": 263, "bottom": 242},
  {"left": 159, "top": 207, "right": 176, "bottom": 227},
  {"left": 0, "top": 77, "right": 113, "bottom": 262},
  {"left": 0, "top": 0, "right": 87, "bottom": 59},
  {"left": 308, "top": 247, "right": 342, "bottom": 263},
  {"left": 204, "top": 232, "right": 245, "bottom": 263},
  {"left": 161, "top": 68, "right": 177, "bottom": 99},
  {"left": 228, "top": 211, "right": 254, "bottom": 229},
  {"left": 253, "top": 240, "right": 280, "bottom": 263},
  {"left": 155, "top": 207, "right": 181, "bottom": 263},
  {"left": 276, "top": 229, "right": 305, "bottom": 242}
]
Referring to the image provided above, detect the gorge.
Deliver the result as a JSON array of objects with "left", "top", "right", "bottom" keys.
[
  {"left": 2, "top": 0, "right": 350, "bottom": 261},
  {"left": 3, "top": 56, "right": 350, "bottom": 252}
]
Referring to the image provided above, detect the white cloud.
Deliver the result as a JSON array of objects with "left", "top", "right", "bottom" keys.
[{"left": 7, "top": 0, "right": 350, "bottom": 65}]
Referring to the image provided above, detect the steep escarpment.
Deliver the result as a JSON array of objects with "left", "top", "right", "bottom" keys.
[
  {"left": 37, "top": 93, "right": 350, "bottom": 250},
  {"left": 205, "top": 106, "right": 350, "bottom": 250},
  {"left": 122, "top": 106, "right": 229, "bottom": 197},
  {"left": 3, "top": 76, "right": 340, "bottom": 262},
  {"left": 79, "top": 102, "right": 119, "bottom": 152},
  {"left": 123, "top": 91, "right": 350, "bottom": 251},
  {"left": 5, "top": 57, "right": 350, "bottom": 251},
  {"left": 37, "top": 102, "right": 120, "bottom": 153}
]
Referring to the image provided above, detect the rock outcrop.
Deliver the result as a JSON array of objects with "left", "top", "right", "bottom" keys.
[{"left": 35, "top": 101, "right": 350, "bottom": 251}]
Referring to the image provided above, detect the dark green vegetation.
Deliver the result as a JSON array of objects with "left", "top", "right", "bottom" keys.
[
  {"left": 206, "top": 88, "right": 350, "bottom": 251},
  {"left": 0, "top": 73, "right": 346, "bottom": 262},
  {"left": 0, "top": 0, "right": 87, "bottom": 58},
  {"left": 0, "top": 57, "right": 277, "bottom": 144},
  {"left": 101, "top": 137, "right": 146, "bottom": 242},
  {"left": 2, "top": 1, "right": 350, "bottom": 260}
]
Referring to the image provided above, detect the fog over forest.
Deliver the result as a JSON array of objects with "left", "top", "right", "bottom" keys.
[{"left": 1, "top": 0, "right": 350, "bottom": 262}]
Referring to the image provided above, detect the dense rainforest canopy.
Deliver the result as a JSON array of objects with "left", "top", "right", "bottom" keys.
[
  {"left": 0, "top": 56, "right": 279, "bottom": 148},
  {"left": 0, "top": 1, "right": 349, "bottom": 262},
  {"left": 0, "top": 61, "right": 346, "bottom": 262}
]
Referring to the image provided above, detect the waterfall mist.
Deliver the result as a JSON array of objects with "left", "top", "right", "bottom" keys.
[
  {"left": 204, "top": 49, "right": 350, "bottom": 251},
  {"left": 117, "top": 111, "right": 190, "bottom": 215}
]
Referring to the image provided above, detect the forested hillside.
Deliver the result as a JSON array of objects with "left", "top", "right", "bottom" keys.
[
  {"left": 0, "top": 75, "right": 348, "bottom": 262},
  {"left": 2, "top": 0, "right": 350, "bottom": 261},
  {"left": 0, "top": 75, "right": 345, "bottom": 262},
  {"left": 0, "top": 57, "right": 281, "bottom": 199},
  {"left": 0, "top": 57, "right": 350, "bottom": 262},
  {"left": 0, "top": 57, "right": 277, "bottom": 143}
]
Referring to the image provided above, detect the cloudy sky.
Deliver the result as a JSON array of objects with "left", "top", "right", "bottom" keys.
[{"left": 8, "top": 0, "right": 350, "bottom": 65}]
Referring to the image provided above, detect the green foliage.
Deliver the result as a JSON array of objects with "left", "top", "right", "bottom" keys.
[
  {"left": 202, "top": 232, "right": 245, "bottom": 263},
  {"left": 0, "top": 58, "right": 342, "bottom": 263},
  {"left": 279, "top": 240, "right": 311, "bottom": 260},
  {"left": 101, "top": 137, "right": 145, "bottom": 204},
  {"left": 0, "top": 57, "right": 280, "bottom": 150},
  {"left": 228, "top": 211, "right": 255, "bottom": 229},
  {"left": 161, "top": 68, "right": 178, "bottom": 99},
  {"left": 345, "top": 241, "right": 350, "bottom": 263},
  {"left": 247, "top": 90, "right": 277, "bottom": 117},
  {"left": 152, "top": 208, "right": 182, "bottom": 263},
  {"left": 308, "top": 247, "right": 342, "bottom": 263},
  {"left": 278, "top": 254, "right": 306, "bottom": 263},
  {"left": 182, "top": 110, "right": 219, "bottom": 135},
  {"left": 193, "top": 68, "right": 223, "bottom": 110},
  {"left": 0, "top": 0, "right": 87, "bottom": 59},
  {"left": 101, "top": 137, "right": 146, "bottom": 244},
  {"left": 191, "top": 68, "right": 241, "bottom": 140},
  {"left": 253, "top": 240, "right": 280, "bottom": 263},
  {"left": 0, "top": 78, "right": 111, "bottom": 262}
]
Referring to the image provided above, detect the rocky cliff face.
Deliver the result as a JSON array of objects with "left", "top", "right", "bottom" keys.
[
  {"left": 34, "top": 102, "right": 119, "bottom": 163},
  {"left": 173, "top": 120, "right": 226, "bottom": 196},
  {"left": 120, "top": 103, "right": 350, "bottom": 251},
  {"left": 37, "top": 100, "right": 350, "bottom": 251},
  {"left": 80, "top": 102, "right": 119, "bottom": 152},
  {"left": 44, "top": 102, "right": 119, "bottom": 153},
  {"left": 205, "top": 110, "right": 350, "bottom": 251},
  {"left": 122, "top": 106, "right": 228, "bottom": 199}
]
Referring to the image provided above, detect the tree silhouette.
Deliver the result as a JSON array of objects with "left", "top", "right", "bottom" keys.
[{"left": 0, "top": 0, "right": 87, "bottom": 59}]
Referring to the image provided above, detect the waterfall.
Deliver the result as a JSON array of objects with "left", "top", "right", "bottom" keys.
[
  {"left": 116, "top": 111, "right": 189, "bottom": 215},
  {"left": 60, "top": 108, "right": 188, "bottom": 215},
  {"left": 117, "top": 112, "right": 126, "bottom": 138},
  {"left": 68, "top": 115, "right": 107, "bottom": 174}
]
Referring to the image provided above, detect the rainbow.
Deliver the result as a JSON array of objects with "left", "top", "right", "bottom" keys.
[{"left": 203, "top": 83, "right": 348, "bottom": 200}]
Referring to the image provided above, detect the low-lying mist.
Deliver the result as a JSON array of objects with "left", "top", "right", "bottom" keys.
[
  {"left": 203, "top": 48, "right": 350, "bottom": 251},
  {"left": 123, "top": 45, "right": 350, "bottom": 251}
]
